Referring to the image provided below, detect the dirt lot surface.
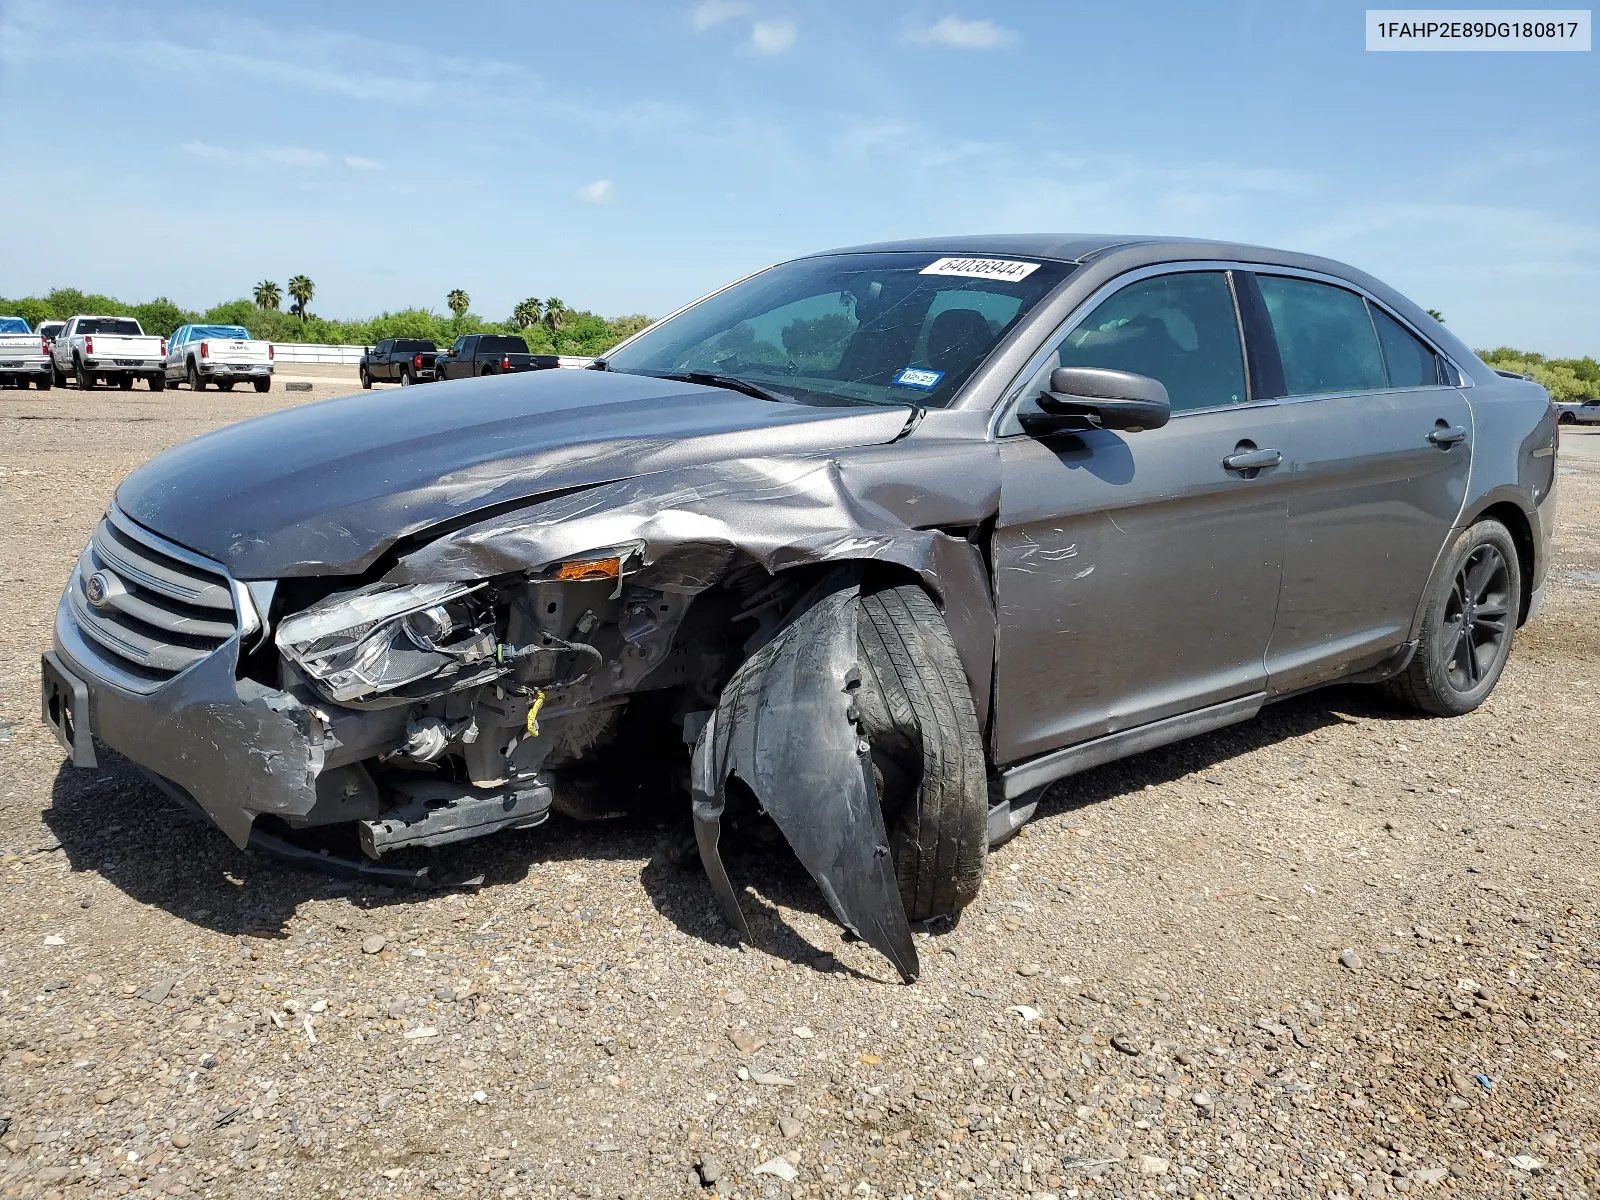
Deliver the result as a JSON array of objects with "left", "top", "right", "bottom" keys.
[{"left": 1, "top": 386, "right": 1597, "bottom": 1200}]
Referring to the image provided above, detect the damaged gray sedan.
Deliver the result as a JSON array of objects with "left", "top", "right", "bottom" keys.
[{"left": 42, "top": 236, "right": 1557, "bottom": 982}]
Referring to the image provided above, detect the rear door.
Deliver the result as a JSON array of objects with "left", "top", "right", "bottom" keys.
[
  {"left": 990, "top": 268, "right": 1290, "bottom": 763},
  {"left": 1244, "top": 272, "right": 1473, "bottom": 692}
]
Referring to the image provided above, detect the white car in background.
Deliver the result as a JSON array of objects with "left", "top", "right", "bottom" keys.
[
  {"left": 165, "top": 324, "right": 274, "bottom": 392},
  {"left": 1555, "top": 399, "right": 1600, "bottom": 425},
  {"left": 50, "top": 315, "right": 166, "bottom": 390},
  {"left": 0, "top": 316, "right": 52, "bottom": 390}
]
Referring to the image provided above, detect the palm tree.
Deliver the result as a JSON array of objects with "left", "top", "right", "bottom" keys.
[
  {"left": 512, "top": 297, "right": 542, "bottom": 329},
  {"left": 287, "top": 275, "right": 314, "bottom": 324},
  {"left": 447, "top": 289, "right": 470, "bottom": 319},
  {"left": 253, "top": 280, "right": 281, "bottom": 311},
  {"left": 542, "top": 297, "right": 566, "bottom": 340}
]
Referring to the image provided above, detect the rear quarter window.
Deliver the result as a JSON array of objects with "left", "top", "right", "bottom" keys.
[{"left": 1371, "top": 306, "right": 1443, "bottom": 388}]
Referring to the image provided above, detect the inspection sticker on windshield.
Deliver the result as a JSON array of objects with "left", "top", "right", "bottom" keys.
[
  {"left": 920, "top": 257, "right": 1041, "bottom": 283},
  {"left": 893, "top": 367, "right": 944, "bottom": 390}
]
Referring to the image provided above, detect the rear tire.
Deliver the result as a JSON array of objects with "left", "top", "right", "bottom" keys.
[
  {"left": 254, "top": 378, "right": 270, "bottom": 393},
  {"left": 1559, "top": 412, "right": 1576, "bottom": 425},
  {"left": 52, "top": 362, "right": 66, "bottom": 388},
  {"left": 76, "top": 359, "right": 94, "bottom": 390},
  {"left": 149, "top": 374, "right": 164, "bottom": 392},
  {"left": 188, "top": 362, "right": 205, "bottom": 391},
  {"left": 400, "top": 369, "right": 413, "bottom": 386},
  {"left": 856, "top": 580, "right": 988, "bottom": 921},
  {"left": 118, "top": 376, "right": 135, "bottom": 390},
  {"left": 1384, "top": 519, "right": 1520, "bottom": 717},
  {"left": 36, "top": 375, "right": 51, "bottom": 391},
  {"left": 217, "top": 380, "right": 235, "bottom": 392}
]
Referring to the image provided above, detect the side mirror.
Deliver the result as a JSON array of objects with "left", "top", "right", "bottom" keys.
[{"left": 1019, "top": 366, "right": 1172, "bottom": 435}]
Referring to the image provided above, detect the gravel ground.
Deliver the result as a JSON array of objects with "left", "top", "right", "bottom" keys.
[{"left": 1, "top": 386, "right": 1597, "bottom": 1200}]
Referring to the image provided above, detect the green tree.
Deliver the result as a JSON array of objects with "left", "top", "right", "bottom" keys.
[
  {"left": 287, "top": 275, "right": 315, "bottom": 324},
  {"left": 447, "top": 289, "right": 470, "bottom": 319},
  {"left": 542, "top": 297, "right": 566, "bottom": 340},
  {"left": 512, "top": 297, "right": 542, "bottom": 329},
  {"left": 129, "top": 298, "right": 192, "bottom": 338},
  {"left": 1426, "top": 308, "right": 1446, "bottom": 323},
  {"left": 254, "top": 280, "right": 281, "bottom": 311}
]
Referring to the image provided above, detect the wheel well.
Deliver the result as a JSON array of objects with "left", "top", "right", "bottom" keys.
[{"left": 1476, "top": 501, "right": 1535, "bottom": 625}]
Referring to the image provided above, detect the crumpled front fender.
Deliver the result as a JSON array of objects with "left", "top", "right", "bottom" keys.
[{"left": 689, "top": 566, "right": 919, "bottom": 983}]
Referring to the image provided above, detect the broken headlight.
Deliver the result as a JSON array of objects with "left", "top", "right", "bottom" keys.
[{"left": 275, "top": 581, "right": 497, "bottom": 703}]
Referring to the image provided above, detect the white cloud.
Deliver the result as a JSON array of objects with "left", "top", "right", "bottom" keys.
[
  {"left": 907, "top": 16, "right": 1017, "bottom": 49},
  {"left": 750, "top": 17, "right": 796, "bottom": 53},
  {"left": 576, "top": 179, "right": 615, "bottom": 204},
  {"left": 179, "top": 141, "right": 382, "bottom": 171},
  {"left": 691, "top": 0, "right": 749, "bottom": 29}
]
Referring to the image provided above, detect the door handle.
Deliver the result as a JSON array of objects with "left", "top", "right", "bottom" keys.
[
  {"left": 1427, "top": 425, "right": 1467, "bottom": 446},
  {"left": 1222, "top": 448, "right": 1282, "bottom": 472}
]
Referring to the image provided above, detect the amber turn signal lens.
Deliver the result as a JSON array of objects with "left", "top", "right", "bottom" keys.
[{"left": 555, "top": 557, "right": 621, "bottom": 581}]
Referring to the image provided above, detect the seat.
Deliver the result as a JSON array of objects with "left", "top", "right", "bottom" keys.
[{"left": 926, "top": 308, "right": 994, "bottom": 378}]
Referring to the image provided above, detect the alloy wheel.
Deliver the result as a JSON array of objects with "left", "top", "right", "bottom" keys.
[{"left": 1441, "top": 544, "right": 1511, "bottom": 692}]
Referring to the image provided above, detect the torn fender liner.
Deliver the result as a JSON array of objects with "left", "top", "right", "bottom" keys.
[{"left": 690, "top": 566, "right": 919, "bottom": 983}]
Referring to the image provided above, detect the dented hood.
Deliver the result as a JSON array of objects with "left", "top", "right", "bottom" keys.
[{"left": 114, "top": 369, "right": 914, "bottom": 578}]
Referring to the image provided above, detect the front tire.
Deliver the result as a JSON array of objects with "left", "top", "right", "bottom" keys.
[
  {"left": 118, "top": 375, "right": 135, "bottom": 390},
  {"left": 1385, "top": 519, "right": 1520, "bottom": 717},
  {"left": 148, "top": 373, "right": 164, "bottom": 392},
  {"left": 360, "top": 366, "right": 372, "bottom": 389},
  {"left": 856, "top": 580, "right": 988, "bottom": 921},
  {"left": 36, "top": 375, "right": 51, "bottom": 391}
]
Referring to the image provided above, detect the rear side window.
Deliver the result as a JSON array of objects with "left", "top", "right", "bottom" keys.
[
  {"left": 1256, "top": 276, "right": 1385, "bottom": 396},
  {"left": 394, "top": 339, "right": 435, "bottom": 352},
  {"left": 1371, "top": 306, "right": 1442, "bottom": 387},
  {"left": 1042, "top": 271, "right": 1248, "bottom": 412}
]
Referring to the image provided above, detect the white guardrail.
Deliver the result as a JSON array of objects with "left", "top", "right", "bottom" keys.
[
  {"left": 270, "top": 342, "right": 367, "bottom": 365},
  {"left": 268, "top": 343, "right": 595, "bottom": 369}
]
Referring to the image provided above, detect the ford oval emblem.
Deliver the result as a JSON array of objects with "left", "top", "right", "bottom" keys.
[{"left": 85, "top": 571, "right": 113, "bottom": 609}]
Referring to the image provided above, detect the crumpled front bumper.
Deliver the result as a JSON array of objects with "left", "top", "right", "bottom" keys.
[{"left": 46, "top": 591, "right": 328, "bottom": 848}]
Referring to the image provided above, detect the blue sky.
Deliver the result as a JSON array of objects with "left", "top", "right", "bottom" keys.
[{"left": 1, "top": 0, "right": 1595, "bottom": 354}]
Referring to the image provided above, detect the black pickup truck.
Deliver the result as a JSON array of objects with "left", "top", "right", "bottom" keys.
[
  {"left": 434, "top": 334, "right": 559, "bottom": 381},
  {"left": 360, "top": 339, "right": 439, "bottom": 388}
]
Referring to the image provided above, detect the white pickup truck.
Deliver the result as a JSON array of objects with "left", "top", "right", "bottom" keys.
[
  {"left": 164, "top": 323, "right": 275, "bottom": 391},
  {"left": 51, "top": 315, "right": 166, "bottom": 391},
  {"left": 0, "top": 316, "right": 52, "bottom": 390}
]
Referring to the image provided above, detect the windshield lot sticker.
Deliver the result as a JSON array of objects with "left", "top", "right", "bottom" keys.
[
  {"left": 920, "top": 257, "right": 1042, "bottom": 283},
  {"left": 893, "top": 367, "right": 944, "bottom": 390}
]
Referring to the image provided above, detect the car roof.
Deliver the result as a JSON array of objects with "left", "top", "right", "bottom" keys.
[{"left": 809, "top": 233, "right": 1225, "bottom": 264}]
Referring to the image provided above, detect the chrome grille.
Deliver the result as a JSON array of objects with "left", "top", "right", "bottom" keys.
[{"left": 66, "top": 507, "right": 240, "bottom": 689}]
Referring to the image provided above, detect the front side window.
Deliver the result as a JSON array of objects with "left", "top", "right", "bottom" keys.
[
  {"left": 1018, "top": 271, "right": 1248, "bottom": 414},
  {"left": 450, "top": 337, "right": 467, "bottom": 354},
  {"left": 604, "top": 251, "right": 1073, "bottom": 408},
  {"left": 1371, "top": 306, "right": 1442, "bottom": 388},
  {"left": 1257, "top": 275, "right": 1386, "bottom": 396}
]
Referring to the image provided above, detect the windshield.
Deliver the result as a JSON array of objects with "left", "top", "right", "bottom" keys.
[
  {"left": 604, "top": 251, "right": 1073, "bottom": 408},
  {"left": 0, "top": 317, "right": 30, "bottom": 334},
  {"left": 77, "top": 317, "right": 144, "bottom": 336},
  {"left": 193, "top": 324, "right": 250, "bottom": 340}
]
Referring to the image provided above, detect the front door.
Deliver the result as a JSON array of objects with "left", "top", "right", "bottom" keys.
[
  {"left": 1246, "top": 273, "right": 1474, "bottom": 692},
  {"left": 991, "top": 269, "right": 1289, "bottom": 764}
]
